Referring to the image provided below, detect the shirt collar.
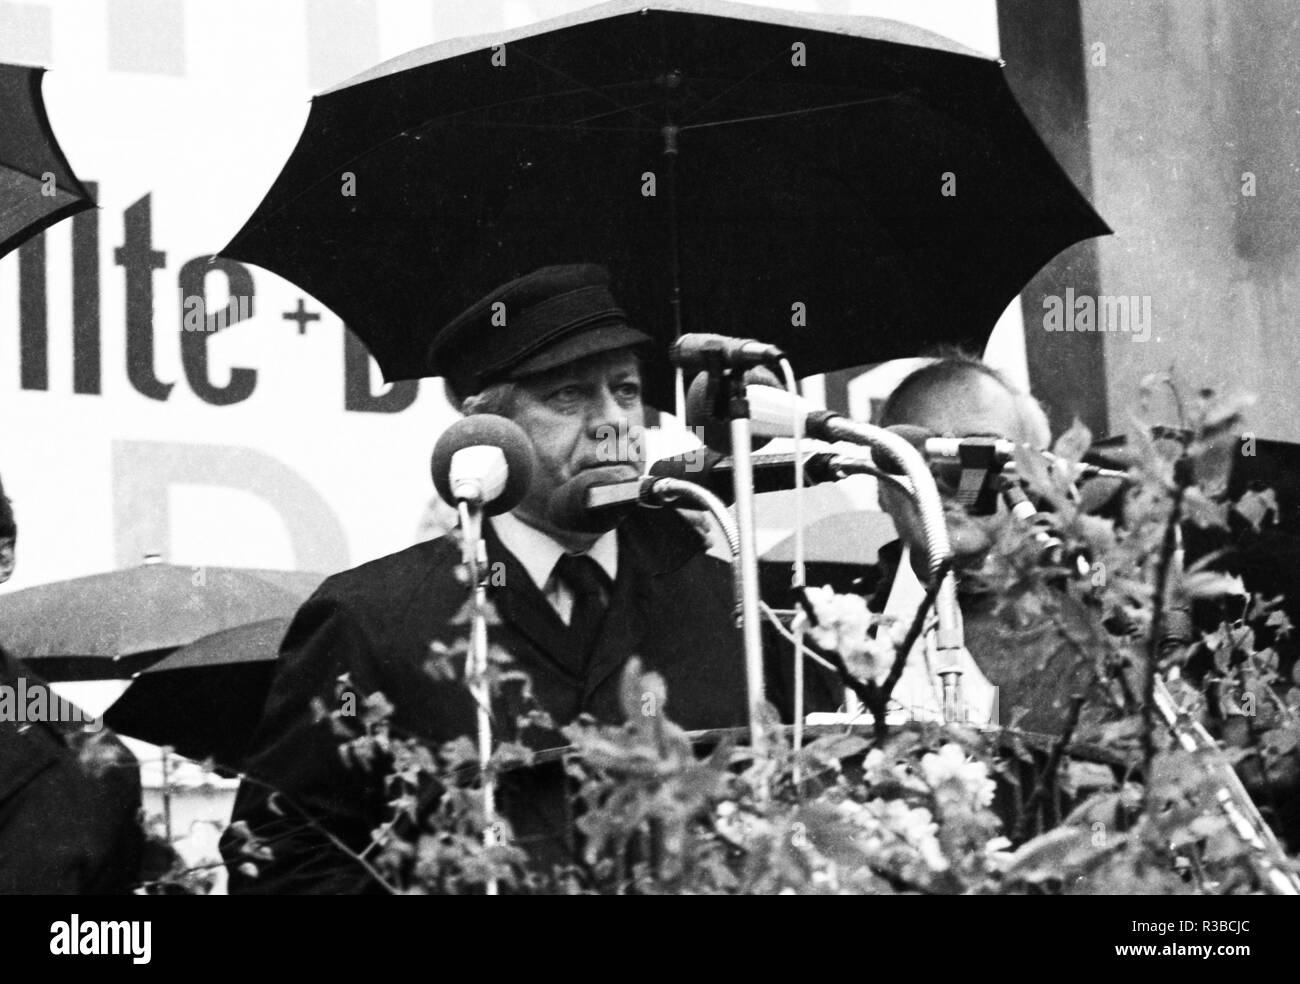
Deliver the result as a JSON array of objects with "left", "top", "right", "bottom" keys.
[{"left": 489, "top": 512, "right": 618, "bottom": 591}]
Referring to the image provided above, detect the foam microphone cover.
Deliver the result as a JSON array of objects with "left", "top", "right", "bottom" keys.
[
  {"left": 879, "top": 424, "right": 934, "bottom": 475},
  {"left": 684, "top": 370, "right": 778, "bottom": 454},
  {"left": 648, "top": 449, "right": 730, "bottom": 499},
  {"left": 547, "top": 465, "right": 640, "bottom": 533},
  {"left": 431, "top": 414, "right": 536, "bottom": 515}
]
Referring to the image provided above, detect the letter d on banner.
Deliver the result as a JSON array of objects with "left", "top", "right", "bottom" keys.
[{"left": 112, "top": 441, "right": 349, "bottom": 572}]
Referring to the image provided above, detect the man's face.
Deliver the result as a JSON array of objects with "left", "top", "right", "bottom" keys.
[
  {"left": 508, "top": 349, "right": 646, "bottom": 535},
  {"left": 880, "top": 372, "right": 1028, "bottom": 567},
  {"left": 0, "top": 536, "right": 13, "bottom": 585}
]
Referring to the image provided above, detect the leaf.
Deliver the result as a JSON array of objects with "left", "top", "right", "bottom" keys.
[
  {"left": 1180, "top": 487, "right": 1228, "bottom": 530},
  {"left": 1052, "top": 419, "right": 1093, "bottom": 466},
  {"left": 1262, "top": 728, "right": 1300, "bottom": 757},
  {"left": 1190, "top": 437, "right": 1234, "bottom": 496},
  {"left": 1181, "top": 571, "right": 1246, "bottom": 600},
  {"left": 1233, "top": 488, "right": 1277, "bottom": 532},
  {"left": 798, "top": 734, "right": 870, "bottom": 764},
  {"left": 1199, "top": 391, "right": 1255, "bottom": 432},
  {"left": 1061, "top": 760, "right": 1118, "bottom": 797},
  {"left": 1003, "top": 827, "right": 1096, "bottom": 883},
  {"left": 1266, "top": 607, "right": 1293, "bottom": 640}
]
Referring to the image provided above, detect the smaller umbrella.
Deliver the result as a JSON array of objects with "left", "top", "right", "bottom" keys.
[
  {"left": 104, "top": 617, "right": 291, "bottom": 770},
  {"left": 0, "top": 560, "right": 324, "bottom": 680},
  {"left": 0, "top": 63, "right": 96, "bottom": 259}
]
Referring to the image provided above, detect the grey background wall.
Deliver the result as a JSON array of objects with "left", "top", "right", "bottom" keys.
[{"left": 1000, "top": 0, "right": 1300, "bottom": 442}]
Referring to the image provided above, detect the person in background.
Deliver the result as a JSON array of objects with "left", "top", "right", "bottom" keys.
[
  {"left": 796, "top": 354, "right": 1126, "bottom": 735},
  {"left": 0, "top": 475, "right": 144, "bottom": 893}
]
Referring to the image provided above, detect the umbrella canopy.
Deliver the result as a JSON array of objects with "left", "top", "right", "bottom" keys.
[
  {"left": 222, "top": 0, "right": 1108, "bottom": 408},
  {"left": 104, "top": 617, "right": 291, "bottom": 768},
  {"left": 0, "top": 562, "right": 324, "bottom": 680},
  {"left": 0, "top": 62, "right": 96, "bottom": 260}
]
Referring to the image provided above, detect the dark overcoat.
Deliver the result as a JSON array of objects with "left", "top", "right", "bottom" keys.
[
  {"left": 223, "top": 510, "right": 752, "bottom": 893},
  {"left": 0, "top": 648, "right": 143, "bottom": 894}
]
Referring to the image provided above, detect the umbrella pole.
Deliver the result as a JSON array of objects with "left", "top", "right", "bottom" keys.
[
  {"left": 730, "top": 416, "right": 767, "bottom": 755},
  {"left": 457, "top": 501, "right": 499, "bottom": 896},
  {"left": 161, "top": 748, "right": 173, "bottom": 843},
  {"left": 662, "top": 124, "right": 687, "bottom": 422}
]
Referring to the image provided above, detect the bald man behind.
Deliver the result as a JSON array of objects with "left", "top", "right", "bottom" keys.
[{"left": 869, "top": 355, "right": 1132, "bottom": 736}]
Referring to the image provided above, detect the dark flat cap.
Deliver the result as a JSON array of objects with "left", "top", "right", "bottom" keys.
[{"left": 430, "top": 264, "right": 651, "bottom": 402}]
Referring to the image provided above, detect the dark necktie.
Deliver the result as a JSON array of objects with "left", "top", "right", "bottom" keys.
[{"left": 553, "top": 553, "right": 611, "bottom": 670}]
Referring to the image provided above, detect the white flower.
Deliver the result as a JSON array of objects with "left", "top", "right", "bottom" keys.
[
  {"left": 862, "top": 748, "right": 886, "bottom": 778},
  {"left": 842, "top": 797, "right": 949, "bottom": 874},
  {"left": 803, "top": 585, "right": 894, "bottom": 684},
  {"left": 921, "top": 743, "right": 996, "bottom": 809},
  {"left": 874, "top": 799, "right": 948, "bottom": 873}
]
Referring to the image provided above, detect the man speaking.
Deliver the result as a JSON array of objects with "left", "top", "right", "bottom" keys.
[{"left": 223, "top": 265, "right": 750, "bottom": 893}]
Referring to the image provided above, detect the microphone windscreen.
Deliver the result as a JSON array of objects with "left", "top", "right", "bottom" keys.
[
  {"left": 879, "top": 424, "right": 934, "bottom": 475},
  {"left": 684, "top": 371, "right": 777, "bottom": 454},
  {"left": 648, "top": 449, "right": 733, "bottom": 502},
  {"left": 431, "top": 414, "right": 536, "bottom": 515},
  {"left": 648, "top": 449, "right": 726, "bottom": 483},
  {"left": 547, "top": 465, "right": 639, "bottom": 533}
]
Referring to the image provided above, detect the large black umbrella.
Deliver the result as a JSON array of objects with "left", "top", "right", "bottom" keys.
[
  {"left": 222, "top": 0, "right": 1107, "bottom": 407},
  {"left": 0, "top": 62, "right": 95, "bottom": 260},
  {"left": 0, "top": 562, "right": 324, "bottom": 680},
  {"left": 104, "top": 617, "right": 291, "bottom": 768}
]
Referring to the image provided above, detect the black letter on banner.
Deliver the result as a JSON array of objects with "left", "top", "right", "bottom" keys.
[
  {"left": 178, "top": 256, "right": 257, "bottom": 406},
  {"left": 73, "top": 181, "right": 101, "bottom": 395},
  {"left": 344, "top": 327, "right": 417, "bottom": 413},
  {"left": 115, "top": 194, "right": 172, "bottom": 401},
  {"left": 18, "top": 235, "right": 46, "bottom": 391}
]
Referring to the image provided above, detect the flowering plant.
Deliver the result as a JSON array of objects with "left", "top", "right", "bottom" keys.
[{"left": 209, "top": 380, "right": 1300, "bottom": 895}]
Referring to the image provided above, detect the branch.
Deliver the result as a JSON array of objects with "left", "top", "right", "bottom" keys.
[
  {"left": 880, "top": 558, "right": 953, "bottom": 705},
  {"left": 1145, "top": 486, "right": 1185, "bottom": 784},
  {"left": 229, "top": 771, "right": 400, "bottom": 895},
  {"left": 1013, "top": 692, "right": 1087, "bottom": 842}
]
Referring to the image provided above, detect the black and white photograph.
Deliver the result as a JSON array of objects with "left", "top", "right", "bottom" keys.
[{"left": 0, "top": 0, "right": 1295, "bottom": 953}]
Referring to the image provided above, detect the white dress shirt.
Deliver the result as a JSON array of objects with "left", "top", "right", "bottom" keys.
[
  {"left": 490, "top": 512, "right": 618, "bottom": 625},
  {"left": 880, "top": 545, "right": 999, "bottom": 725}
]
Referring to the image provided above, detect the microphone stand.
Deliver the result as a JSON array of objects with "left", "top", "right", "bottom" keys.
[
  {"left": 816, "top": 417, "right": 966, "bottom": 723},
  {"left": 705, "top": 369, "right": 767, "bottom": 753},
  {"left": 456, "top": 499, "right": 499, "bottom": 896}
]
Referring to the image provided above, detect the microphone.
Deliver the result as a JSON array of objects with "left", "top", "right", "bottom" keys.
[
  {"left": 685, "top": 380, "right": 959, "bottom": 579},
  {"left": 431, "top": 414, "right": 536, "bottom": 515},
  {"left": 670, "top": 333, "right": 785, "bottom": 372},
  {"left": 649, "top": 450, "right": 876, "bottom": 503},
  {"left": 547, "top": 466, "right": 691, "bottom": 533},
  {"left": 888, "top": 425, "right": 1129, "bottom": 482},
  {"left": 684, "top": 370, "right": 782, "bottom": 454},
  {"left": 1001, "top": 479, "right": 1078, "bottom": 571},
  {"left": 686, "top": 374, "right": 849, "bottom": 445}
]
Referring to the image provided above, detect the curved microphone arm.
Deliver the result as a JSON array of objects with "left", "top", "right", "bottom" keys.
[
  {"left": 814, "top": 417, "right": 953, "bottom": 582},
  {"left": 812, "top": 416, "right": 967, "bottom": 719},
  {"left": 648, "top": 477, "right": 744, "bottom": 621}
]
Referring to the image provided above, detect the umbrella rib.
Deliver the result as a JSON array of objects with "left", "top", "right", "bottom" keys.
[
  {"left": 509, "top": 45, "right": 660, "bottom": 128},
  {"left": 676, "top": 43, "right": 798, "bottom": 127},
  {"left": 400, "top": 80, "right": 659, "bottom": 129},
  {"left": 1, "top": 164, "right": 90, "bottom": 204},
  {"left": 568, "top": 100, "right": 661, "bottom": 126},
  {"left": 678, "top": 92, "right": 911, "bottom": 132},
  {"left": 240, "top": 81, "right": 673, "bottom": 232},
  {"left": 407, "top": 119, "right": 655, "bottom": 133}
]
